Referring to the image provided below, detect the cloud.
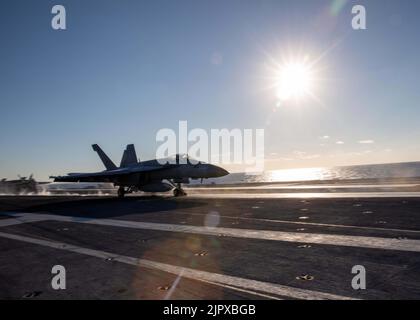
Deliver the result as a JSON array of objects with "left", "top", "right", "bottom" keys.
[
  {"left": 302, "top": 154, "right": 321, "bottom": 160},
  {"left": 358, "top": 140, "right": 375, "bottom": 144},
  {"left": 292, "top": 151, "right": 321, "bottom": 160},
  {"left": 293, "top": 150, "right": 307, "bottom": 157},
  {"left": 345, "top": 152, "right": 362, "bottom": 156}
]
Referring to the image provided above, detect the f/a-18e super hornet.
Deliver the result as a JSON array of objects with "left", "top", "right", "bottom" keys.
[{"left": 51, "top": 144, "right": 229, "bottom": 197}]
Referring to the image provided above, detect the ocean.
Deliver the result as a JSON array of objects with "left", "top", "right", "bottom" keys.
[{"left": 207, "top": 161, "right": 420, "bottom": 184}]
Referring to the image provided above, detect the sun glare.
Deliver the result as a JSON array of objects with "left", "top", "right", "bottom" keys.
[{"left": 276, "top": 62, "right": 314, "bottom": 101}]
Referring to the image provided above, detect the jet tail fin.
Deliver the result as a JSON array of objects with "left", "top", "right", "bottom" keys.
[
  {"left": 120, "top": 144, "right": 138, "bottom": 167},
  {"left": 92, "top": 144, "right": 117, "bottom": 170}
]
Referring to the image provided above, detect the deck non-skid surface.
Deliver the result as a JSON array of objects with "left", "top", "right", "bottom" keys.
[{"left": 0, "top": 195, "right": 419, "bottom": 299}]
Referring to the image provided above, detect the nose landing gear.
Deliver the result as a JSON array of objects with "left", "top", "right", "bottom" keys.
[{"left": 173, "top": 183, "right": 187, "bottom": 197}]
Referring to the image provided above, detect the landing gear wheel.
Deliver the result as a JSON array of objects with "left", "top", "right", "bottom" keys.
[
  {"left": 117, "top": 187, "right": 126, "bottom": 198},
  {"left": 173, "top": 188, "right": 187, "bottom": 197}
]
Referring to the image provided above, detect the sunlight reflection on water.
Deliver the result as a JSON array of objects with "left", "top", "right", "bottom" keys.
[
  {"left": 210, "top": 162, "right": 420, "bottom": 184},
  {"left": 263, "top": 167, "right": 329, "bottom": 182}
]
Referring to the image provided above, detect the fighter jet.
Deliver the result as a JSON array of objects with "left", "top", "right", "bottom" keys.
[
  {"left": 0, "top": 174, "right": 39, "bottom": 194},
  {"left": 51, "top": 144, "right": 229, "bottom": 197}
]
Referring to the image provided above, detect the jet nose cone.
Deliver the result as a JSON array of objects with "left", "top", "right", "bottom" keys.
[
  {"left": 220, "top": 168, "right": 229, "bottom": 176},
  {"left": 214, "top": 166, "right": 229, "bottom": 177}
]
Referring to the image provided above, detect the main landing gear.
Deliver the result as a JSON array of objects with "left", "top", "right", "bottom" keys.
[
  {"left": 117, "top": 186, "right": 138, "bottom": 198},
  {"left": 117, "top": 186, "right": 125, "bottom": 198},
  {"left": 173, "top": 183, "right": 187, "bottom": 197}
]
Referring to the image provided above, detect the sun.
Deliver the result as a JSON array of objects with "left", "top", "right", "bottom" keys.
[
  {"left": 262, "top": 46, "right": 328, "bottom": 107},
  {"left": 275, "top": 62, "right": 314, "bottom": 101}
]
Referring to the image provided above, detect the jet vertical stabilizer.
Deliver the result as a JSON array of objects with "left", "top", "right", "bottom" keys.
[
  {"left": 120, "top": 144, "right": 138, "bottom": 167},
  {"left": 92, "top": 144, "right": 117, "bottom": 170}
]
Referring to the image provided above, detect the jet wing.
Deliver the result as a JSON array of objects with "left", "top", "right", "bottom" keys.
[{"left": 51, "top": 165, "right": 176, "bottom": 183}]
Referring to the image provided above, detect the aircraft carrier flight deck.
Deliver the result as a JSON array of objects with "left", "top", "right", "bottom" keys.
[{"left": 1, "top": 183, "right": 420, "bottom": 300}]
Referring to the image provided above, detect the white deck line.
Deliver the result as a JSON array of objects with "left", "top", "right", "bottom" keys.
[{"left": 3, "top": 212, "right": 420, "bottom": 253}]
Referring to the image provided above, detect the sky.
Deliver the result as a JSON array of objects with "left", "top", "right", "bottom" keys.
[{"left": 1, "top": 0, "right": 420, "bottom": 180}]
